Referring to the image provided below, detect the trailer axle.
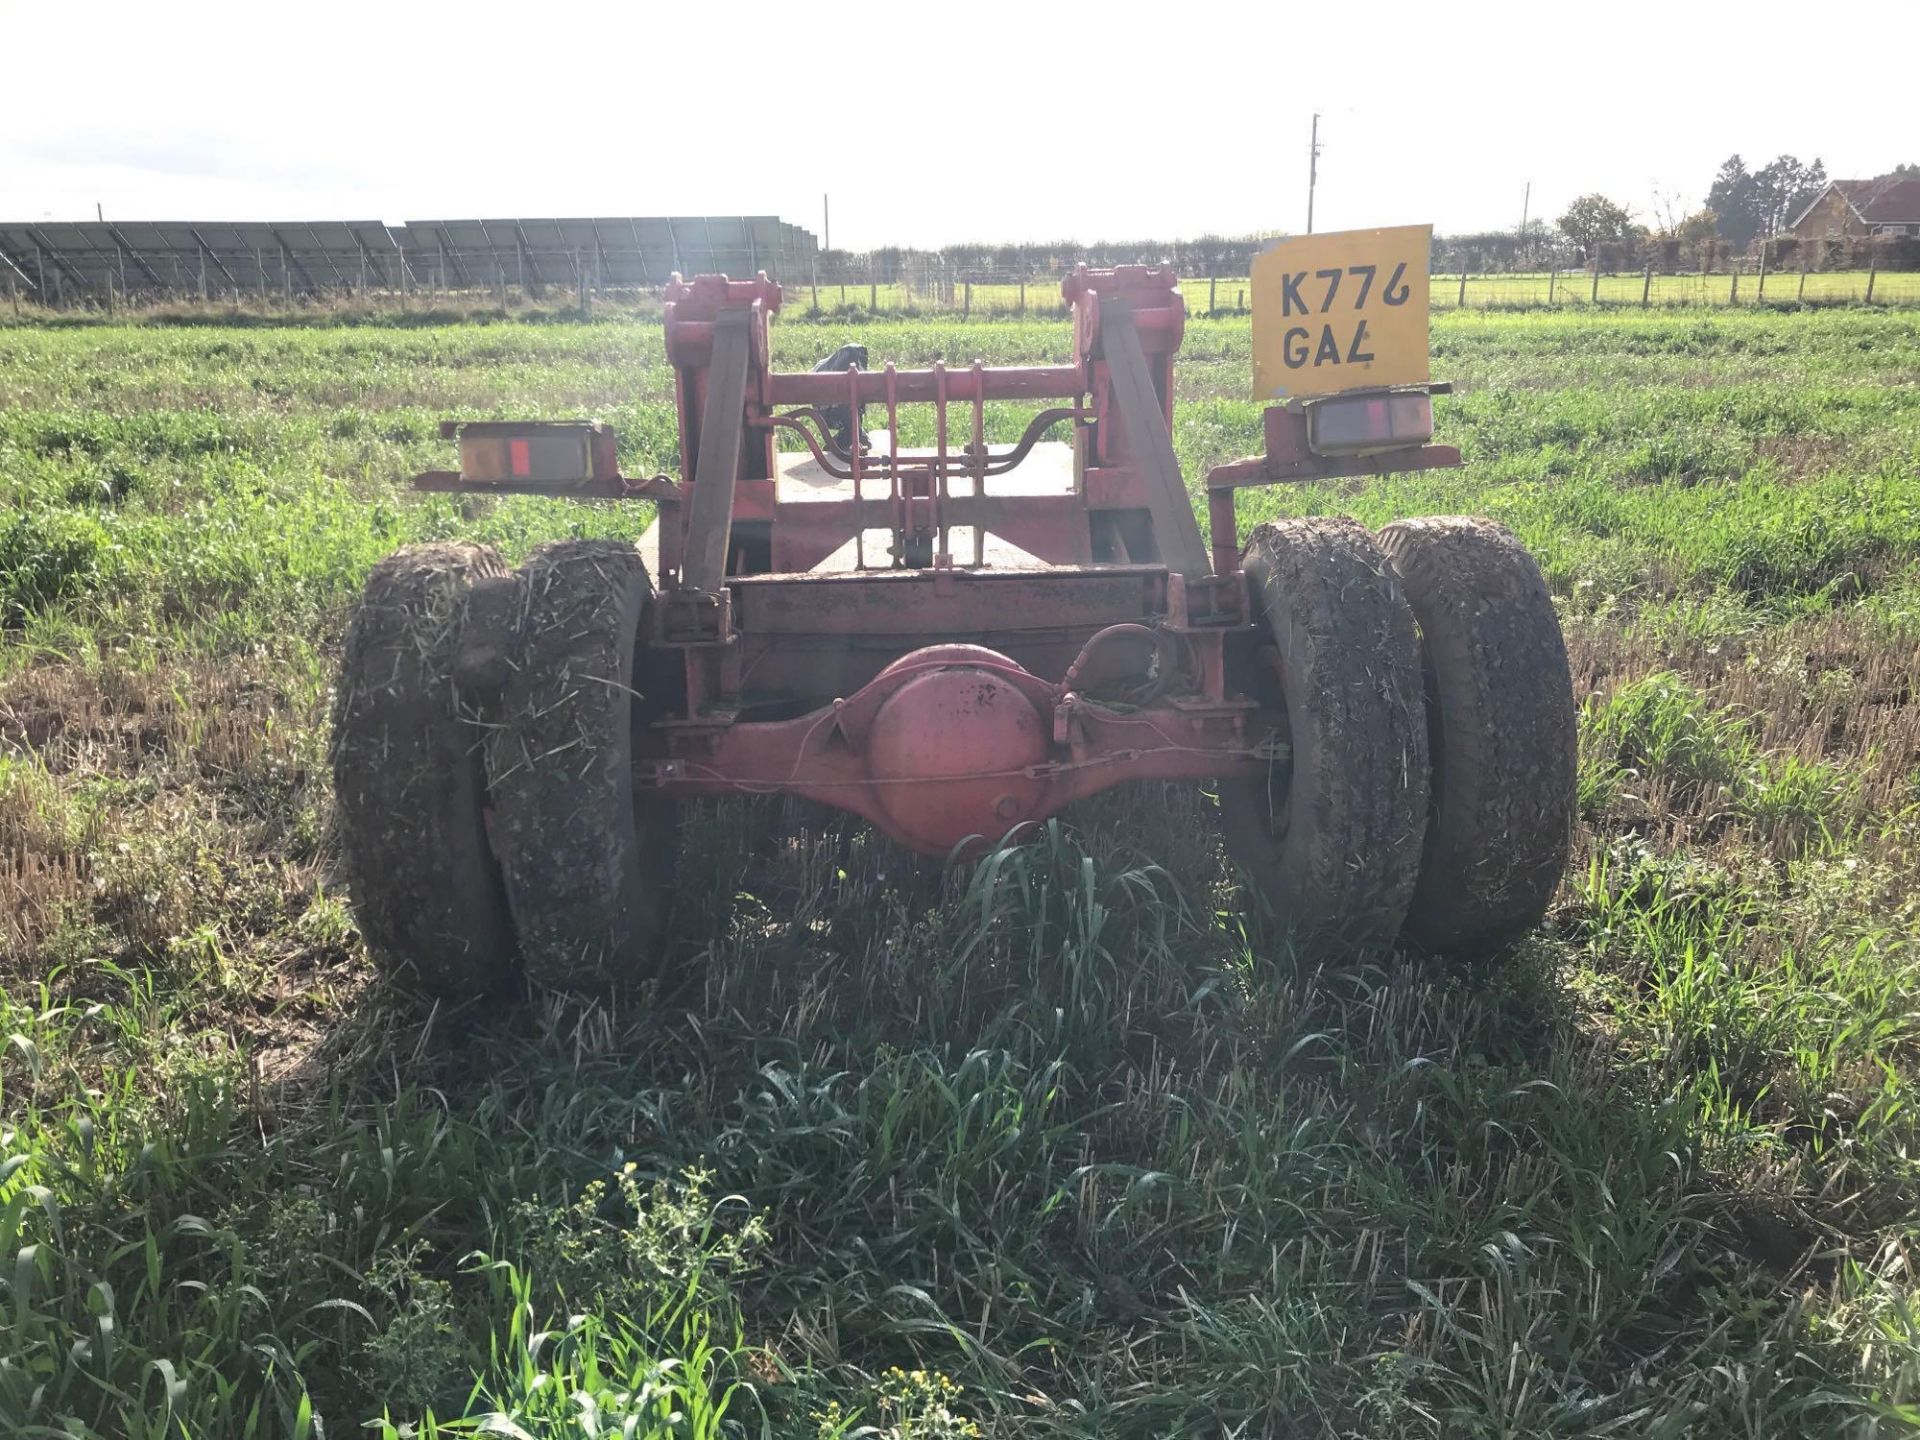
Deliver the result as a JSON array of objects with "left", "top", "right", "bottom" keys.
[{"left": 643, "top": 641, "right": 1267, "bottom": 856}]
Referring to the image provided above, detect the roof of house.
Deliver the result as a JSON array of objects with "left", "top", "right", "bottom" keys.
[{"left": 1790, "top": 176, "right": 1920, "bottom": 230}]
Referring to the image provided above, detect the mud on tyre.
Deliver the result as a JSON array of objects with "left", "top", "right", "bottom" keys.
[
  {"left": 1218, "top": 518, "right": 1429, "bottom": 956},
  {"left": 484, "top": 540, "right": 676, "bottom": 990},
  {"left": 1379, "top": 517, "right": 1576, "bottom": 954},
  {"left": 331, "top": 542, "right": 517, "bottom": 996}
]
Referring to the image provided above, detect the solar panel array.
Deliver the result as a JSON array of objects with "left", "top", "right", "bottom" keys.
[{"left": 0, "top": 216, "right": 818, "bottom": 302}]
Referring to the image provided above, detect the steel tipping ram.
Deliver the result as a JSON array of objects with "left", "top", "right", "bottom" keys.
[{"left": 333, "top": 236, "right": 1576, "bottom": 995}]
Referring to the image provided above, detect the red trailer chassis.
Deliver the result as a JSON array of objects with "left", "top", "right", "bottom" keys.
[{"left": 418, "top": 266, "right": 1460, "bottom": 856}]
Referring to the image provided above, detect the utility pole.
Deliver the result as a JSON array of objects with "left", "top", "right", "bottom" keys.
[{"left": 1306, "top": 113, "right": 1322, "bottom": 233}]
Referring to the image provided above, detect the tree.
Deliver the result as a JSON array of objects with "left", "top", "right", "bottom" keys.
[
  {"left": 1709, "top": 153, "right": 1828, "bottom": 247},
  {"left": 1668, "top": 209, "right": 1720, "bottom": 268},
  {"left": 1649, "top": 183, "right": 1689, "bottom": 235},
  {"left": 1517, "top": 216, "right": 1553, "bottom": 267},
  {"left": 1753, "top": 155, "right": 1827, "bottom": 237},
  {"left": 1708, "top": 155, "right": 1759, "bottom": 248},
  {"left": 1891, "top": 163, "right": 1918, "bottom": 180},
  {"left": 1556, "top": 194, "right": 1635, "bottom": 258},
  {"left": 1677, "top": 210, "right": 1719, "bottom": 248}
]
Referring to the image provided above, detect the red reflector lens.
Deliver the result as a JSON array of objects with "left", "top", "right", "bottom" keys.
[
  {"left": 456, "top": 424, "right": 600, "bottom": 486},
  {"left": 1307, "top": 392, "right": 1435, "bottom": 455}
]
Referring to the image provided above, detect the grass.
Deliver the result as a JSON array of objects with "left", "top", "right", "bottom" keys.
[
  {"left": 773, "top": 266, "right": 1920, "bottom": 317},
  {"left": 0, "top": 304, "right": 1918, "bottom": 1435},
  {"left": 9, "top": 265, "right": 1917, "bottom": 327}
]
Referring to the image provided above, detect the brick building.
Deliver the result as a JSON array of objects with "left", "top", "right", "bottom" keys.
[{"left": 1786, "top": 176, "right": 1920, "bottom": 240}]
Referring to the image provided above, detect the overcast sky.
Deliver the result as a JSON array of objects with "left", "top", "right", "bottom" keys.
[{"left": 3, "top": 0, "right": 1913, "bottom": 249}]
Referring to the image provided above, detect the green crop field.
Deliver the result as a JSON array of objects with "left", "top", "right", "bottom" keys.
[
  {"left": 1421, "top": 269, "right": 1920, "bottom": 311},
  {"left": 2, "top": 305, "right": 1919, "bottom": 1436},
  {"left": 785, "top": 270, "right": 1920, "bottom": 316}
]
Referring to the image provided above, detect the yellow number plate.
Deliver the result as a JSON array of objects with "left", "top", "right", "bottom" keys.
[{"left": 1251, "top": 224, "right": 1431, "bottom": 399}]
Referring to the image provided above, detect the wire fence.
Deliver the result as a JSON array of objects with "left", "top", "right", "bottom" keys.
[
  {"left": 793, "top": 270, "right": 1258, "bottom": 317},
  {"left": 7, "top": 254, "right": 1917, "bottom": 320},
  {"left": 1425, "top": 266, "right": 1920, "bottom": 310},
  {"left": 786, "top": 263, "right": 1920, "bottom": 316}
]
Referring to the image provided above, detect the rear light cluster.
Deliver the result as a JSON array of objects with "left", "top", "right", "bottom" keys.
[
  {"left": 454, "top": 421, "right": 609, "bottom": 486},
  {"left": 1305, "top": 391, "right": 1434, "bottom": 457}
]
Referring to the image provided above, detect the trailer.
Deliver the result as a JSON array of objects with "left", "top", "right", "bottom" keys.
[{"left": 332, "top": 245, "right": 1575, "bottom": 994}]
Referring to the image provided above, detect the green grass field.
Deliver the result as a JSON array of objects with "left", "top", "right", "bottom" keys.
[
  {"left": 18, "top": 265, "right": 1912, "bottom": 326},
  {"left": 2, "top": 306, "right": 1919, "bottom": 1436},
  {"left": 787, "top": 270, "right": 1920, "bottom": 316}
]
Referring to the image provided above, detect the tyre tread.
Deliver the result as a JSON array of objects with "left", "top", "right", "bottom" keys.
[
  {"left": 485, "top": 540, "right": 671, "bottom": 989},
  {"left": 1379, "top": 516, "right": 1576, "bottom": 953},
  {"left": 331, "top": 542, "right": 516, "bottom": 996},
  {"left": 1220, "top": 517, "right": 1429, "bottom": 954}
]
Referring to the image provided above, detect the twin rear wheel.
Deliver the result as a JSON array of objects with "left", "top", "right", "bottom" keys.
[
  {"left": 333, "top": 519, "right": 1574, "bottom": 997},
  {"left": 331, "top": 540, "right": 675, "bottom": 999},
  {"left": 1219, "top": 516, "right": 1577, "bottom": 959},
  {"left": 484, "top": 543, "right": 677, "bottom": 990}
]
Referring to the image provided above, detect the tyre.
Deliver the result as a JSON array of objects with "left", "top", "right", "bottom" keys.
[
  {"left": 1219, "top": 518, "right": 1429, "bottom": 956},
  {"left": 1378, "top": 517, "right": 1576, "bottom": 954},
  {"left": 331, "top": 543, "right": 517, "bottom": 997},
  {"left": 485, "top": 540, "right": 677, "bottom": 990}
]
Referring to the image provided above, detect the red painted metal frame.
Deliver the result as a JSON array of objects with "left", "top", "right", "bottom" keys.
[
  {"left": 411, "top": 266, "right": 1460, "bottom": 856},
  {"left": 643, "top": 633, "right": 1269, "bottom": 856},
  {"left": 653, "top": 264, "right": 1190, "bottom": 589},
  {"left": 1201, "top": 404, "right": 1465, "bottom": 575}
]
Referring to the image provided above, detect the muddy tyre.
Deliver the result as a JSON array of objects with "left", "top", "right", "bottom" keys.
[
  {"left": 332, "top": 543, "right": 517, "bottom": 997},
  {"left": 485, "top": 541, "right": 675, "bottom": 990},
  {"left": 1379, "top": 517, "right": 1576, "bottom": 954},
  {"left": 1219, "top": 518, "right": 1429, "bottom": 956}
]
